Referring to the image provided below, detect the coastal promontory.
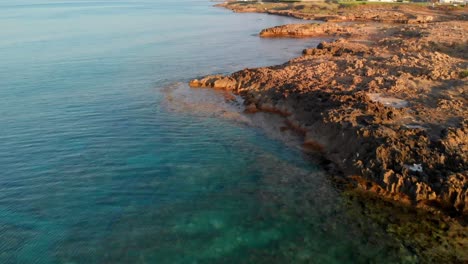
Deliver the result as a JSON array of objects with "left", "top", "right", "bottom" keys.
[
  {"left": 192, "top": 2, "right": 468, "bottom": 216},
  {"left": 189, "top": 2, "right": 467, "bottom": 261}
]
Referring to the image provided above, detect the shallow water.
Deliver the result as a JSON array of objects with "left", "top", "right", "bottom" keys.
[{"left": 0, "top": 0, "right": 415, "bottom": 263}]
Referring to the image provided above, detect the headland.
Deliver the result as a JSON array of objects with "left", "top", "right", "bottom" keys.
[{"left": 188, "top": 1, "right": 467, "bottom": 261}]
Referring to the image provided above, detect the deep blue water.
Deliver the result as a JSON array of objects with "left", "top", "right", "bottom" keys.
[{"left": 0, "top": 1, "right": 414, "bottom": 263}]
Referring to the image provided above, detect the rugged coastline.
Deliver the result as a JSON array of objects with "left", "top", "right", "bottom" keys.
[
  {"left": 189, "top": 29, "right": 468, "bottom": 213},
  {"left": 193, "top": 3, "right": 468, "bottom": 214},
  {"left": 187, "top": 1, "right": 467, "bottom": 262},
  {"left": 217, "top": 1, "right": 466, "bottom": 23}
]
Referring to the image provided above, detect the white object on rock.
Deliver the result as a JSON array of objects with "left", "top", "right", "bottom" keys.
[{"left": 405, "top": 163, "right": 423, "bottom": 172}]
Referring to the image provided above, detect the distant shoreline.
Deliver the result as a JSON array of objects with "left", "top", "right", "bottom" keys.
[{"left": 216, "top": 1, "right": 467, "bottom": 23}]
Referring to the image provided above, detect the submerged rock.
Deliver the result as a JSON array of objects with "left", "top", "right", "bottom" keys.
[{"left": 189, "top": 75, "right": 237, "bottom": 90}]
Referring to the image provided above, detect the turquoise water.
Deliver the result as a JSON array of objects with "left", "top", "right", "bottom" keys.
[{"left": 0, "top": 1, "right": 414, "bottom": 263}]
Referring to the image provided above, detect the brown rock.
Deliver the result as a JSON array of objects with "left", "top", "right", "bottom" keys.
[{"left": 260, "top": 23, "right": 353, "bottom": 38}]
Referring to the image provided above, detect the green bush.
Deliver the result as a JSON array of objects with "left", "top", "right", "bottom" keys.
[{"left": 459, "top": 70, "right": 468, "bottom": 79}]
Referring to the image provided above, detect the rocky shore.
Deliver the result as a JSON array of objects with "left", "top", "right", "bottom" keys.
[
  {"left": 259, "top": 23, "right": 353, "bottom": 38},
  {"left": 217, "top": 1, "right": 466, "bottom": 23},
  {"left": 187, "top": 2, "right": 467, "bottom": 262},
  {"left": 191, "top": 4, "right": 467, "bottom": 215}
]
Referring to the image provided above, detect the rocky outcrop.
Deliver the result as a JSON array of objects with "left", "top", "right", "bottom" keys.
[
  {"left": 265, "top": 9, "right": 435, "bottom": 24},
  {"left": 217, "top": 2, "right": 463, "bottom": 24},
  {"left": 344, "top": 11, "right": 432, "bottom": 24},
  {"left": 189, "top": 75, "right": 237, "bottom": 90},
  {"left": 259, "top": 23, "right": 353, "bottom": 38},
  {"left": 189, "top": 21, "right": 468, "bottom": 215}
]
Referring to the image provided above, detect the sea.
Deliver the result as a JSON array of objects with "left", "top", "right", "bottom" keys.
[{"left": 0, "top": 0, "right": 414, "bottom": 263}]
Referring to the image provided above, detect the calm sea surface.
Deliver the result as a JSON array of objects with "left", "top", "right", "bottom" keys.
[{"left": 0, "top": 0, "right": 413, "bottom": 263}]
